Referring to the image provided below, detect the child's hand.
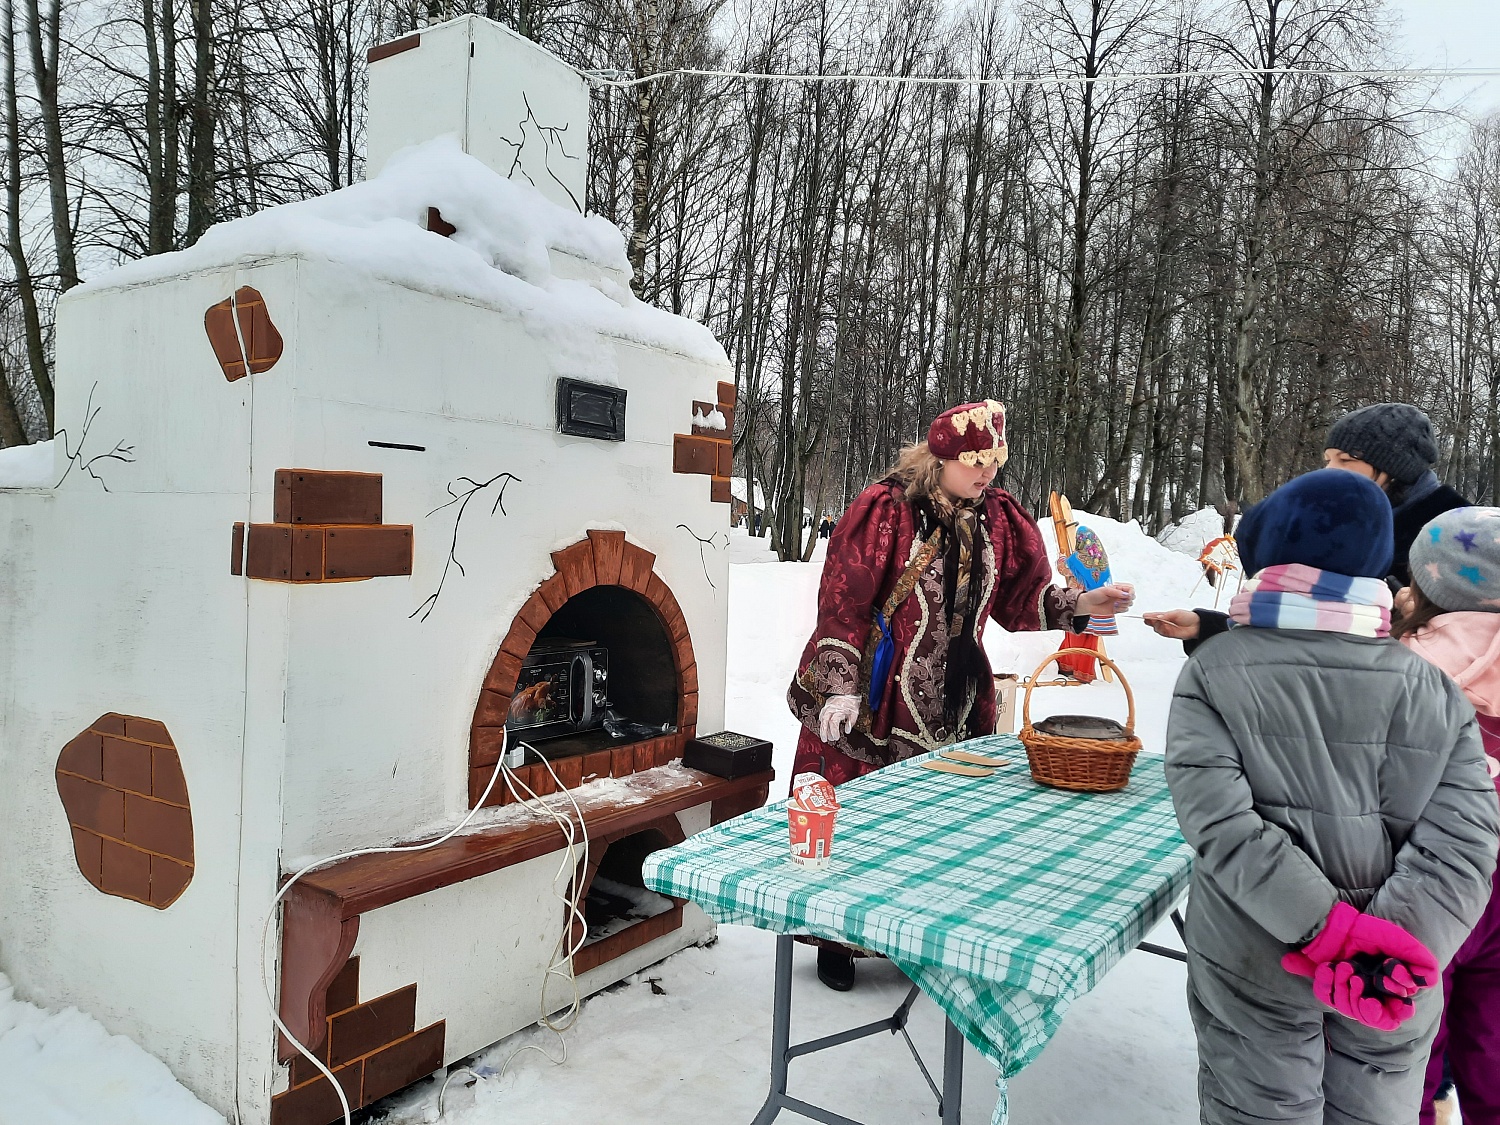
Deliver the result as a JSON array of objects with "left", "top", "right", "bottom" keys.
[
  {"left": 1314, "top": 960, "right": 1416, "bottom": 1031},
  {"left": 1143, "top": 609, "right": 1201, "bottom": 640}
]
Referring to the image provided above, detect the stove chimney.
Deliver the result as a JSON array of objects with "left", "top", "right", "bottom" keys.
[{"left": 365, "top": 15, "right": 589, "bottom": 211}]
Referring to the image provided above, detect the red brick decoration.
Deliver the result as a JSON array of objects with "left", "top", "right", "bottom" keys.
[
  {"left": 673, "top": 381, "right": 735, "bottom": 504},
  {"left": 204, "top": 286, "right": 283, "bottom": 381},
  {"left": 271, "top": 955, "right": 445, "bottom": 1125},
  {"left": 366, "top": 32, "right": 420, "bottom": 64},
  {"left": 232, "top": 470, "right": 413, "bottom": 583},
  {"left": 470, "top": 530, "right": 699, "bottom": 808},
  {"left": 56, "top": 714, "right": 193, "bottom": 909}
]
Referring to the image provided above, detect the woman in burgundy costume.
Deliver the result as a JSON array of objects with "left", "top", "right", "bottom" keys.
[{"left": 786, "top": 401, "right": 1134, "bottom": 990}]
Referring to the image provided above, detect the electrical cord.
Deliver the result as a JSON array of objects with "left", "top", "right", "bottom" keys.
[
  {"left": 434, "top": 747, "right": 595, "bottom": 1116},
  {"left": 260, "top": 728, "right": 594, "bottom": 1125},
  {"left": 580, "top": 63, "right": 1500, "bottom": 90}
]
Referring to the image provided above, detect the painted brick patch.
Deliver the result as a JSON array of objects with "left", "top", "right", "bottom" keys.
[{"left": 56, "top": 714, "right": 193, "bottom": 909}]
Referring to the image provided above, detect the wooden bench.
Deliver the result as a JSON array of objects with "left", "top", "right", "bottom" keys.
[{"left": 279, "top": 764, "right": 774, "bottom": 1057}]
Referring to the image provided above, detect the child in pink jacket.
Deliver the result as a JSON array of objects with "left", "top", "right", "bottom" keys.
[{"left": 1397, "top": 507, "right": 1500, "bottom": 1125}]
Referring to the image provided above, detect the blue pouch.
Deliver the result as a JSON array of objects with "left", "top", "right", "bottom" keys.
[{"left": 867, "top": 611, "right": 895, "bottom": 712}]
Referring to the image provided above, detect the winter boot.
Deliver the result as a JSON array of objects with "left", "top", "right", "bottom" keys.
[{"left": 817, "top": 947, "right": 856, "bottom": 991}]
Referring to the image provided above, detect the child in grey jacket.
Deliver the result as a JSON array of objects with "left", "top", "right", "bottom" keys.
[{"left": 1165, "top": 470, "right": 1499, "bottom": 1125}]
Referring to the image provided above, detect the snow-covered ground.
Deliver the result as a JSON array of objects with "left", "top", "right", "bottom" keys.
[
  {"left": 0, "top": 507, "right": 1213, "bottom": 1125},
  {"left": 0, "top": 975, "right": 223, "bottom": 1125}
]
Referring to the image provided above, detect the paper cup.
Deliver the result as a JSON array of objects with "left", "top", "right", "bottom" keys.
[{"left": 788, "top": 806, "right": 837, "bottom": 870}]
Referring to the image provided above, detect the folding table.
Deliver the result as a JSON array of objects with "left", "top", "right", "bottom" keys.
[{"left": 642, "top": 734, "right": 1194, "bottom": 1125}]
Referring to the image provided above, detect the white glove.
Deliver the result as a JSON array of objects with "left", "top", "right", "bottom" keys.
[{"left": 818, "top": 695, "right": 860, "bottom": 744}]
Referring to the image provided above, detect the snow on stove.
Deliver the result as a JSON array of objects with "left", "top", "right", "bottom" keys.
[
  {"left": 583, "top": 876, "right": 675, "bottom": 945},
  {"left": 72, "top": 138, "right": 726, "bottom": 366},
  {"left": 0, "top": 439, "right": 54, "bottom": 489}
]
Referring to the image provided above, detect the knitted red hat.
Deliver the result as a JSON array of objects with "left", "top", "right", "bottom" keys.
[{"left": 927, "top": 400, "right": 1007, "bottom": 467}]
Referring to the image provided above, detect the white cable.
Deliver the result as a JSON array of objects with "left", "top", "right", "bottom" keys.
[
  {"left": 259, "top": 726, "right": 594, "bottom": 1125},
  {"left": 581, "top": 63, "right": 1500, "bottom": 90},
  {"left": 501, "top": 746, "right": 592, "bottom": 1035}
]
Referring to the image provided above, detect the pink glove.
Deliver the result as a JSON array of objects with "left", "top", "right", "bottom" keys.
[
  {"left": 1313, "top": 960, "right": 1415, "bottom": 1031},
  {"left": 1280, "top": 902, "right": 1438, "bottom": 989}
]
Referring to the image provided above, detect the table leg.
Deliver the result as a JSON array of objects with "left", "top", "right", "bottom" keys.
[
  {"left": 940, "top": 1015, "right": 964, "bottom": 1125},
  {"left": 750, "top": 934, "right": 795, "bottom": 1125}
]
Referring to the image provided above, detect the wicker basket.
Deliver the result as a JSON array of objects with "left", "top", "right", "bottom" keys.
[{"left": 1019, "top": 648, "right": 1143, "bottom": 792}]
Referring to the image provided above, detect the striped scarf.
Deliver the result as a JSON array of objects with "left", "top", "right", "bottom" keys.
[{"left": 1229, "top": 563, "right": 1393, "bottom": 638}]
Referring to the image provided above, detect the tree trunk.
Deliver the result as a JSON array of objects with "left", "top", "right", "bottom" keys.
[
  {"left": 23, "top": 0, "right": 77, "bottom": 289},
  {"left": 2, "top": 0, "right": 53, "bottom": 431},
  {"left": 185, "top": 0, "right": 217, "bottom": 244},
  {"left": 627, "top": 0, "right": 659, "bottom": 295}
]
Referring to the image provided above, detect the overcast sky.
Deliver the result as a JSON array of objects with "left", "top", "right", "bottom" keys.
[{"left": 1387, "top": 0, "right": 1500, "bottom": 118}]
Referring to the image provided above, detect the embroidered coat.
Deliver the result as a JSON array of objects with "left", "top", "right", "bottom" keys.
[{"left": 787, "top": 481, "right": 1081, "bottom": 783}]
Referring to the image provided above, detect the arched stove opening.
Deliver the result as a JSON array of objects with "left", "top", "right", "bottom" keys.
[
  {"left": 511, "top": 586, "right": 679, "bottom": 764},
  {"left": 469, "top": 530, "right": 700, "bottom": 807}
]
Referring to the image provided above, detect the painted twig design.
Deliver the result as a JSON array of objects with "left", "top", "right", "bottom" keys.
[
  {"left": 677, "top": 523, "right": 727, "bottom": 589},
  {"left": 496, "top": 92, "right": 582, "bottom": 212},
  {"left": 411, "top": 471, "right": 522, "bottom": 622},
  {"left": 54, "top": 383, "right": 136, "bottom": 491}
]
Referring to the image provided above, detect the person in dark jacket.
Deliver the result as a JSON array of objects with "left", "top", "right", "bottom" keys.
[
  {"left": 1147, "top": 403, "right": 1469, "bottom": 650},
  {"left": 1165, "top": 470, "right": 1499, "bottom": 1125}
]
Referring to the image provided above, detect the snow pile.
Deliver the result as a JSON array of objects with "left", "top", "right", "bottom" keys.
[
  {"left": 1037, "top": 511, "right": 1205, "bottom": 614},
  {"left": 690, "top": 406, "right": 726, "bottom": 431},
  {"left": 0, "top": 974, "right": 224, "bottom": 1125},
  {"left": 0, "top": 440, "right": 54, "bottom": 488},
  {"left": 76, "top": 138, "right": 725, "bottom": 365},
  {"left": 1156, "top": 508, "right": 1227, "bottom": 558},
  {"left": 728, "top": 477, "right": 768, "bottom": 512}
]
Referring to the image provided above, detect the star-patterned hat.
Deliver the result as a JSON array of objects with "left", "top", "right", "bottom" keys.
[
  {"left": 928, "top": 400, "right": 1008, "bottom": 468},
  {"left": 1409, "top": 507, "right": 1500, "bottom": 612}
]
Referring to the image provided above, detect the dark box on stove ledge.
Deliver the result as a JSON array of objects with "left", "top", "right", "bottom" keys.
[{"left": 682, "top": 731, "right": 773, "bottom": 779}]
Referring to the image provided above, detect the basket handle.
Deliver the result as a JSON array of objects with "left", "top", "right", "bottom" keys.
[{"left": 1020, "top": 649, "right": 1136, "bottom": 735}]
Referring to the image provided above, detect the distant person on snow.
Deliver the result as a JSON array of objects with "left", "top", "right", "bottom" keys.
[
  {"left": 1164, "top": 470, "right": 1498, "bottom": 1125},
  {"left": 1147, "top": 403, "right": 1469, "bottom": 649},
  {"left": 786, "top": 400, "right": 1134, "bottom": 991},
  {"left": 1393, "top": 508, "right": 1500, "bottom": 1125}
]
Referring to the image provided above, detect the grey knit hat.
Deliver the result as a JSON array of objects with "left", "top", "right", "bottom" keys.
[
  {"left": 1409, "top": 507, "right": 1500, "bottom": 611},
  {"left": 1325, "top": 403, "right": 1439, "bottom": 486}
]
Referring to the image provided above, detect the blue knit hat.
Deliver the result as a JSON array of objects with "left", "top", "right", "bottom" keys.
[
  {"left": 1409, "top": 507, "right": 1500, "bottom": 611},
  {"left": 1237, "top": 469, "right": 1395, "bottom": 578}
]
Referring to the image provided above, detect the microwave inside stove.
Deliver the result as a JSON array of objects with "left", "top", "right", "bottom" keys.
[{"left": 507, "top": 638, "right": 610, "bottom": 742}]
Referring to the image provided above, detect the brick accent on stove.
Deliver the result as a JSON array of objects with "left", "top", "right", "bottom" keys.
[
  {"left": 271, "top": 955, "right": 445, "bottom": 1125},
  {"left": 232, "top": 470, "right": 413, "bottom": 583},
  {"left": 55, "top": 714, "right": 194, "bottom": 908},
  {"left": 672, "top": 382, "right": 735, "bottom": 504},
  {"left": 204, "top": 286, "right": 283, "bottom": 380},
  {"left": 470, "top": 530, "right": 699, "bottom": 809}
]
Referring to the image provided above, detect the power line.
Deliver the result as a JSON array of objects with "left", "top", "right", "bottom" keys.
[{"left": 581, "top": 64, "right": 1500, "bottom": 90}]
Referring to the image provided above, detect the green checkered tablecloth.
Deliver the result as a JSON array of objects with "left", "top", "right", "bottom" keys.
[{"left": 642, "top": 733, "right": 1193, "bottom": 1125}]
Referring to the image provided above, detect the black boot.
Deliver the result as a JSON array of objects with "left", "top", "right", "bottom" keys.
[{"left": 817, "top": 947, "right": 856, "bottom": 991}]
